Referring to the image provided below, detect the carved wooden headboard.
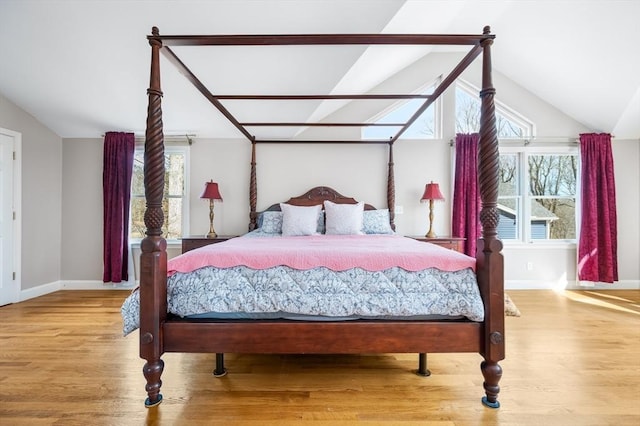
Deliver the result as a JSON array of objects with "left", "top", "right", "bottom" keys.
[{"left": 260, "top": 186, "right": 377, "bottom": 213}]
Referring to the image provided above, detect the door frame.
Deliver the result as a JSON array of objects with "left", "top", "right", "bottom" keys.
[{"left": 0, "top": 127, "right": 21, "bottom": 304}]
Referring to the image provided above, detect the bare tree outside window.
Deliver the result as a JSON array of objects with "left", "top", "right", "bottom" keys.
[
  {"left": 455, "top": 88, "right": 525, "bottom": 138},
  {"left": 130, "top": 150, "right": 186, "bottom": 240},
  {"left": 455, "top": 85, "right": 577, "bottom": 241},
  {"left": 528, "top": 155, "right": 577, "bottom": 239}
]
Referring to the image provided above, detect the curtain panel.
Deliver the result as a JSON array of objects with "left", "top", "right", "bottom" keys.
[
  {"left": 103, "top": 132, "right": 135, "bottom": 283},
  {"left": 578, "top": 133, "right": 618, "bottom": 283},
  {"left": 452, "top": 133, "right": 481, "bottom": 256}
]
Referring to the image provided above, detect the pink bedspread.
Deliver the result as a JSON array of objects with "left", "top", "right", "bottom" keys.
[{"left": 168, "top": 235, "right": 475, "bottom": 275}]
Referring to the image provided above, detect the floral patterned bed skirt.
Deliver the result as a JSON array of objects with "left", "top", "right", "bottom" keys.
[{"left": 121, "top": 265, "right": 484, "bottom": 336}]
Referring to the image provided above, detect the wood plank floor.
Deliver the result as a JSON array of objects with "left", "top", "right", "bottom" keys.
[{"left": 0, "top": 290, "right": 639, "bottom": 425}]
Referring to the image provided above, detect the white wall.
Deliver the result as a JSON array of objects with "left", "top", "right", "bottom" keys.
[
  {"left": 612, "top": 139, "right": 640, "bottom": 283},
  {"left": 61, "top": 138, "right": 103, "bottom": 280},
  {"left": 187, "top": 139, "right": 252, "bottom": 236},
  {"left": 61, "top": 135, "right": 639, "bottom": 289},
  {"left": 8, "top": 51, "right": 635, "bottom": 291},
  {"left": 0, "top": 93, "right": 63, "bottom": 291}
]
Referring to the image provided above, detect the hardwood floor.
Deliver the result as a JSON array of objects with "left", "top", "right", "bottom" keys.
[{"left": 0, "top": 290, "right": 638, "bottom": 425}]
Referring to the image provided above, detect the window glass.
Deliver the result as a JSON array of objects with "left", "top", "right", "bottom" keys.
[
  {"left": 363, "top": 85, "right": 436, "bottom": 139},
  {"left": 498, "top": 154, "right": 521, "bottom": 240},
  {"left": 528, "top": 154, "right": 577, "bottom": 240},
  {"left": 455, "top": 84, "right": 531, "bottom": 138},
  {"left": 497, "top": 151, "right": 577, "bottom": 242},
  {"left": 130, "top": 148, "right": 187, "bottom": 240}
]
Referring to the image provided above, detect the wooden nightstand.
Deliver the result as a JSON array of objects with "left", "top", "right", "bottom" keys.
[
  {"left": 181, "top": 235, "right": 236, "bottom": 254},
  {"left": 407, "top": 236, "right": 466, "bottom": 253}
]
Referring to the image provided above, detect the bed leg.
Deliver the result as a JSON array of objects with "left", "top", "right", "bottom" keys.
[
  {"left": 481, "top": 360, "right": 502, "bottom": 408},
  {"left": 213, "top": 353, "right": 227, "bottom": 377},
  {"left": 143, "top": 358, "right": 165, "bottom": 408},
  {"left": 416, "top": 353, "right": 431, "bottom": 376}
]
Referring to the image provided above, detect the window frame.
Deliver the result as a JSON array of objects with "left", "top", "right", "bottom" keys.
[
  {"left": 129, "top": 144, "right": 190, "bottom": 243},
  {"left": 498, "top": 143, "right": 579, "bottom": 246}
]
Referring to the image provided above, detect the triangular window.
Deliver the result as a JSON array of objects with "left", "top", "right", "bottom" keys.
[
  {"left": 363, "top": 84, "right": 437, "bottom": 140},
  {"left": 456, "top": 80, "right": 533, "bottom": 138}
]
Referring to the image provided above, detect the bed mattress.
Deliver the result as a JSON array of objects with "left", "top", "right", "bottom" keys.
[{"left": 121, "top": 235, "right": 484, "bottom": 335}]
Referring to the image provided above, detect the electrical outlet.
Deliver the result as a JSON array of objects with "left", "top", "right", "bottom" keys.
[
  {"left": 526, "top": 262, "right": 533, "bottom": 271},
  {"left": 395, "top": 206, "right": 403, "bottom": 215}
]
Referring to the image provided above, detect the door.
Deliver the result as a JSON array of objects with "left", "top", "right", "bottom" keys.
[{"left": 0, "top": 129, "right": 19, "bottom": 306}]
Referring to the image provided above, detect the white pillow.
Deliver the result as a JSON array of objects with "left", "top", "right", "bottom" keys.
[
  {"left": 324, "top": 200, "right": 364, "bottom": 235},
  {"left": 280, "top": 203, "right": 322, "bottom": 236}
]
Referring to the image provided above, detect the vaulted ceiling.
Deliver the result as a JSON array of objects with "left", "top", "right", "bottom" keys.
[{"left": 1, "top": 0, "right": 638, "bottom": 140}]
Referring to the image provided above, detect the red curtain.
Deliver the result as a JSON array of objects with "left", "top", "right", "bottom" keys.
[
  {"left": 452, "top": 133, "right": 481, "bottom": 256},
  {"left": 578, "top": 133, "right": 618, "bottom": 283},
  {"left": 103, "top": 132, "right": 135, "bottom": 283}
]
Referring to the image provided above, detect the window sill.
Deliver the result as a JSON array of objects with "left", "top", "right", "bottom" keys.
[
  {"left": 129, "top": 239, "right": 182, "bottom": 248},
  {"left": 502, "top": 241, "right": 577, "bottom": 250}
]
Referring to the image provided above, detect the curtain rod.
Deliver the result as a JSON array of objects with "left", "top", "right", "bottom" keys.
[
  {"left": 521, "top": 135, "right": 616, "bottom": 144},
  {"left": 522, "top": 137, "right": 578, "bottom": 145},
  {"left": 447, "top": 136, "right": 608, "bottom": 146},
  {"left": 102, "top": 133, "right": 196, "bottom": 144},
  {"left": 101, "top": 132, "right": 196, "bottom": 138}
]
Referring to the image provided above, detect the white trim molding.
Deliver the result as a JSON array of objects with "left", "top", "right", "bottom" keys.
[
  {"left": 567, "top": 280, "right": 639, "bottom": 290},
  {"left": 60, "top": 280, "right": 137, "bottom": 290},
  {"left": 19, "top": 278, "right": 638, "bottom": 304},
  {"left": 19, "top": 280, "right": 137, "bottom": 302},
  {"left": 507, "top": 279, "right": 639, "bottom": 291},
  {"left": 19, "top": 281, "right": 61, "bottom": 302}
]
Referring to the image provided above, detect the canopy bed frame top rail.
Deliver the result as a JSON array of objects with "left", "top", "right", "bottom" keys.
[
  {"left": 139, "top": 26, "right": 503, "bottom": 409},
  {"left": 152, "top": 28, "right": 493, "bottom": 145},
  {"left": 149, "top": 32, "right": 495, "bottom": 46}
]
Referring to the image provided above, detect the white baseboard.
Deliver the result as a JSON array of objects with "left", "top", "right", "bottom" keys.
[
  {"left": 18, "top": 278, "right": 638, "bottom": 303},
  {"left": 20, "top": 281, "right": 62, "bottom": 302},
  {"left": 19, "top": 280, "right": 137, "bottom": 302},
  {"left": 506, "top": 280, "right": 562, "bottom": 290},
  {"left": 565, "top": 279, "right": 639, "bottom": 290},
  {"left": 60, "top": 280, "right": 137, "bottom": 290},
  {"left": 507, "top": 279, "right": 640, "bottom": 290}
]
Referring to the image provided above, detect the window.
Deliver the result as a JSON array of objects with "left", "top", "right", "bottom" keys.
[
  {"left": 455, "top": 81, "right": 533, "bottom": 138},
  {"left": 130, "top": 146, "right": 189, "bottom": 240},
  {"left": 498, "top": 148, "right": 578, "bottom": 242},
  {"left": 454, "top": 80, "right": 576, "bottom": 243},
  {"left": 363, "top": 84, "right": 437, "bottom": 140}
]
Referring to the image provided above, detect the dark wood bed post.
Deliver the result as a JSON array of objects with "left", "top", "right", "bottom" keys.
[
  {"left": 249, "top": 139, "right": 258, "bottom": 231},
  {"left": 387, "top": 142, "right": 396, "bottom": 231},
  {"left": 140, "top": 26, "right": 168, "bottom": 408},
  {"left": 476, "top": 25, "right": 505, "bottom": 409}
]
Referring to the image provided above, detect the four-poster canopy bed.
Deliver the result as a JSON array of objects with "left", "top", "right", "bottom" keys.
[{"left": 129, "top": 26, "right": 504, "bottom": 409}]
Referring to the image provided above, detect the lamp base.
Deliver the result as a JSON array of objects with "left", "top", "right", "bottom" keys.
[
  {"left": 206, "top": 200, "right": 217, "bottom": 238},
  {"left": 425, "top": 200, "right": 436, "bottom": 239}
]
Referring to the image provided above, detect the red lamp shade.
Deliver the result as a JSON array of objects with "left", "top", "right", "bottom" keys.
[
  {"left": 200, "top": 181, "right": 223, "bottom": 201},
  {"left": 420, "top": 182, "right": 445, "bottom": 202}
]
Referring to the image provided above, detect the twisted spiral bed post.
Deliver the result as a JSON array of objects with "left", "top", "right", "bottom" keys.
[
  {"left": 477, "top": 25, "right": 505, "bottom": 409},
  {"left": 140, "top": 26, "right": 168, "bottom": 408}
]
